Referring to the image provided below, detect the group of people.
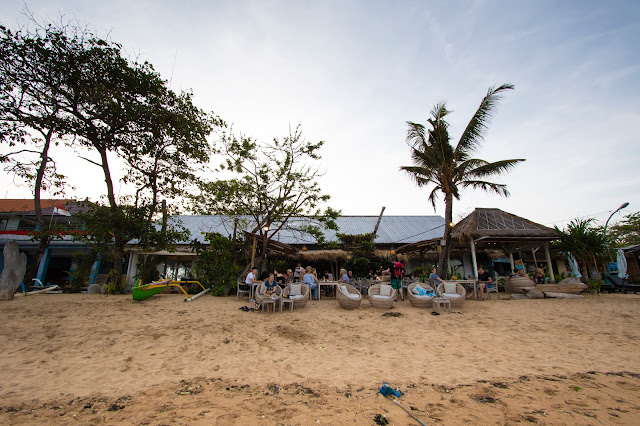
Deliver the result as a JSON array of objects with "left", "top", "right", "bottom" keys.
[{"left": 241, "top": 264, "right": 352, "bottom": 306}]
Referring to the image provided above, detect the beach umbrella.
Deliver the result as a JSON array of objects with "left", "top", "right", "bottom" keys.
[
  {"left": 567, "top": 252, "right": 582, "bottom": 278},
  {"left": 617, "top": 249, "right": 629, "bottom": 280}
]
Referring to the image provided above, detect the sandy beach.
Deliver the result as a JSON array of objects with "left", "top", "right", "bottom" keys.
[{"left": 1, "top": 292, "right": 639, "bottom": 424}]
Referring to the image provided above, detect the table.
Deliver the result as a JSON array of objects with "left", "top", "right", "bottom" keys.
[
  {"left": 261, "top": 295, "right": 279, "bottom": 313},
  {"left": 317, "top": 281, "right": 340, "bottom": 300},
  {"left": 280, "top": 297, "right": 295, "bottom": 312},
  {"left": 432, "top": 297, "right": 451, "bottom": 313},
  {"left": 444, "top": 279, "right": 478, "bottom": 300}
]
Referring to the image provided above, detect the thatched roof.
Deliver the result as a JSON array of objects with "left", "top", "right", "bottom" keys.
[
  {"left": 452, "top": 208, "right": 560, "bottom": 242},
  {"left": 395, "top": 208, "right": 561, "bottom": 255},
  {"left": 298, "top": 249, "right": 351, "bottom": 262}
]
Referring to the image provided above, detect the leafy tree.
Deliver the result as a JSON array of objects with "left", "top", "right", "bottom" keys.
[
  {"left": 338, "top": 233, "right": 378, "bottom": 278},
  {"left": 74, "top": 201, "right": 191, "bottom": 292},
  {"left": 192, "top": 232, "right": 242, "bottom": 296},
  {"left": 0, "top": 24, "right": 72, "bottom": 284},
  {"left": 554, "top": 218, "right": 610, "bottom": 280},
  {"left": 191, "top": 125, "right": 339, "bottom": 271},
  {"left": 401, "top": 84, "right": 524, "bottom": 277},
  {"left": 609, "top": 212, "right": 640, "bottom": 247}
]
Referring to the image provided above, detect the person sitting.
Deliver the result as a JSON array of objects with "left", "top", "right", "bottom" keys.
[
  {"left": 429, "top": 266, "right": 445, "bottom": 285},
  {"left": 244, "top": 267, "right": 262, "bottom": 299},
  {"left": 274, "top": 269, "right": 286, "bottom": 285},
  {"left": 476, "top": 266, "right": 493, "bottom": 301},
  {"left": 262, "top": 273, "right": 278, "bottom": 312},
  {"left": 303, "top": 266, "right": 318, "bottom": 300},
  {"left": 285, "top": 269, "right": 294, "bottom": 284},
  {"left": 324, "top": 271, "right": 334, "bottom": 281},
  {"left": 533, "top": 268, "right": 545, "bottom": 284}
]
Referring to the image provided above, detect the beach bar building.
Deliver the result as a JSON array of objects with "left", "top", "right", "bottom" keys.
[{"left": 396, "top": 208, "right": 563, "bottom": 281}]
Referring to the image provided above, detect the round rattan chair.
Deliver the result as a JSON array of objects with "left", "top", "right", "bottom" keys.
[
  {"left": 336, "top": 283, "right": 362, "bottom": 309},
  {"left": 367, "top": 283, "right": 396, "bottom": 309},
  {"left": 254, "top": 284, "right": 282, "bottom": 308},
  {"left": 406, "top": 282, "right": 435, "bottom": 308},
  {"left": 506, "top": 275, "right": 535, "bottom": 293},
  {"left": 436, "top": 282, "right": 466, "bottom": 309},
  {"left": 281, "top": 283, "right": 309, "bottom": 309}
]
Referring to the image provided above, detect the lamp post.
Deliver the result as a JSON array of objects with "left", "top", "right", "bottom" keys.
[
  {"left": 603, "top": 202, "right": 629, "bottom": 281},
  {"left": 604, "top": 202, "right": 629, "bottom": 236}
]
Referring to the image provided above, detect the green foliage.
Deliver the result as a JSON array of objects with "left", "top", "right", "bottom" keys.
[
  {"left": 412, "top": 266, "right": 423, "bottom": 277},
  {"left": 554, "top": 218, "right": 610, "bottom": 276},
  {"left": 609, "top": 211, "right": 640, "bottom": 247},
  {"left": 69, "top": 249, "right": 98, "bottom": 293},
  {"left": 135, "top": 255, "right": 161, "bottom": 284},
  {"left": 338, "top": 233, "right": 378, "bottom": 277},
  {"left": 587, "top": 279, "right": 602, "bottom": 294},
  {"left": 400, "top": 84, "right": 524, "bottom": 276},
  {"left": 1, "top": 19, "right": 220, "bottom": 288},
  {"left": 74, "top": 201, "right": 190, "bottom": 293},
  {"left": 554, "top": 274, "right": 564, "bottom": 284},
  {"left": 192, "top": 232, "right": 241, "bottom": 296},
  {"left": 191, "top": 125, "right": 340, "bottom": 267}
]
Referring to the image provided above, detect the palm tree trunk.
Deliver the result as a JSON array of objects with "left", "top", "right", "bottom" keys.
[{"left": 437, "top": 192, "right": 453, "bottom": 277}]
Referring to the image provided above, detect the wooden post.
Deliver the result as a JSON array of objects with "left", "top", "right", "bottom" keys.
[
  {"left": 544, "top": 243, "right": 555, "bottom": 282},
  {"left": 470, "top": 239, "right": 478, "bottom": 278},
  {"left": 509, "top": 252, "right": 515, "bottom": 272},
  {"left": 250, "top": 234, "right": 257, "bottom": 268},
  {"left": 531, "top": 248, "right": 538, "bottom": 267}
]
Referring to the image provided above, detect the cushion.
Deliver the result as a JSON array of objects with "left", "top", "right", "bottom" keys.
[
  {"left": 442, "top": 292, "right": 462, "bottom": 299},
  {"left": 290, "top": 284, "right": 301, "bottom": 296},
  {"left": 371, "top": 294, "right": 388, "bottom": 299},
  {"left": 380, "top": 285, "right": 392, "bottom": 297},
  {"left": 339, "top": 285, "right": 348, "bottom": 295},
  {"left": 347, "top": 293, "right": 360, "bottom": 300},
  {"left": 412, "top": 284, "right": 424, "bottom": 295},
  {"left": 289, "top": 294, "right": 305, "bottom": 300},
  {"left": 444, "top": 282, "right": 457, "bottom": 294}
]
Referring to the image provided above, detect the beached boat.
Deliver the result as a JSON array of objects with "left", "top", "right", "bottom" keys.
[
  {"left": 132, "top": 279, "right": 209, "bottom": 301},
  {"left": 132, "top": 279, "right": 171, "bottom": 301}
]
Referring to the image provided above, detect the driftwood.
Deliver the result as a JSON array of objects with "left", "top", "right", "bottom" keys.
[
  {"left": 544, "top": 292, "right": 584, "bottom": 299},
  {"left": 516, "top": 288, "right": 545, "bottom": 299},
  {"left": 537, "top": 283, "right": 587, "bottom": 294},
  {"left": 0, "top": 241, "right": 28, "bottom": 301}
]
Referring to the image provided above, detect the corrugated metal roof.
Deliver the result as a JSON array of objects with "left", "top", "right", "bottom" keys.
[{"left": 174, "top": 215, "right": 444, "bottom": 245}]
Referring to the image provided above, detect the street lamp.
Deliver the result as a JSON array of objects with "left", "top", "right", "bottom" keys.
[{"left": 604, "top": 202, "right": 629, "bottom": 235}]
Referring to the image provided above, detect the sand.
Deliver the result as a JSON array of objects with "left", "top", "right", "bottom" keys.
[{"left": 1, "top": 292, "right": 639, "bottom": 424}]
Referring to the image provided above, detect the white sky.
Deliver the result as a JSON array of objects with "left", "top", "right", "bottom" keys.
[{"left": 1, "top": 0, "right": 639, "bottom": 229}]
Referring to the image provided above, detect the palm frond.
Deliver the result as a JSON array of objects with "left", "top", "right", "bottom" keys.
[
  {"left": 461, "top": 180, "right": 510, "bottom": 197},
  {"left": 455, "top": 83, "right": 514, "bottom": 156},
  {"left": 405, "top": 121, "right": 426, "bottom": 148},
  {"left": 465, "top": 158, "right": 525, "bottom": 179}
]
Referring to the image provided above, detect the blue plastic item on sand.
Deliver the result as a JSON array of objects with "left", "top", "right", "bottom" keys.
[{"left": 378, "top": 382, "right": 403, "bottom": 397}]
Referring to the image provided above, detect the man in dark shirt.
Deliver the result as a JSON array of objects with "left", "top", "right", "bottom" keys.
[{"left": 477, "top": 266, "right": 492, "bottom": 300}]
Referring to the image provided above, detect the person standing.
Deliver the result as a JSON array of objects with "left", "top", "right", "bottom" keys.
[
  {"left": 391, "top": 261, "right": 405, "bottom": 301},
  {"left": 294, "top": 263, "right": 303, "bottom": 282}
]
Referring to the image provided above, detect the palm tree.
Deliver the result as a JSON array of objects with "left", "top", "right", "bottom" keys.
[
  {"left": 555, "top": 218, "right": 610, "bottom": 280},
  {"left": 401, "top": 84, "right": 524, "bottom": 277}
]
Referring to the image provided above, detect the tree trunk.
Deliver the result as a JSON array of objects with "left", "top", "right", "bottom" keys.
[
  {"left": 437, "top": 193, "right": 453, "bottom": 278},
  {"left": 110, "top": 238, "right": 126, "bottom": 293},
  {"left": 24, "top": 129, "right": 55, "bottom": 288},
  {"left": 0, "top": 241, "right": 28, "bottom": 301}
]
